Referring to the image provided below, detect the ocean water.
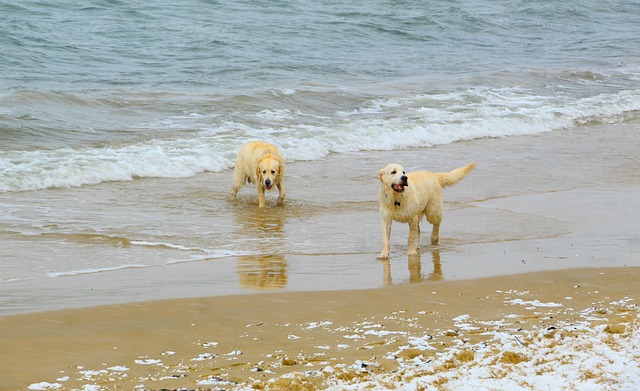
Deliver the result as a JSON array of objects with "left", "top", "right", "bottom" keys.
[
  {"left": 2, "top": 0, "right": 640, "bottom": 191},
  {"left": 1, "top": 0, "right": 640, "bottom": 311}
]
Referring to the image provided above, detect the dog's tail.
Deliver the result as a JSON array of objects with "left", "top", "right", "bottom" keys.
[{"left": 438, "top": 162, "right": 476, "bottom": 188}]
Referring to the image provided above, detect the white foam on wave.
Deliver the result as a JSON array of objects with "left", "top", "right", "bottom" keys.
[
  {"left": 45, "top": 245, "right": 250, "bottom": 278},
  {"left": 0, "top": 141, "right": 235, "bottom": 192},
  {"left": 280, "top": 87, "right": 640, "bottom": 161},
  {"left": 47, "top": 263, "right": 148, "bottom": 278},
  {"left": 129, "top": 240, "right": 207, "bottom": 252},
  {"left": 2, "top": 87, "right": 639, "bottom": 192}
]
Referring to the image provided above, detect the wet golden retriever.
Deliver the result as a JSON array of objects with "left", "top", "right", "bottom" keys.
[
  {"left": 377, "top": 162, "right": 476, "bottom": 258},
  {"left": 229, "top": 141, "right": 286, "bottom": 208}
]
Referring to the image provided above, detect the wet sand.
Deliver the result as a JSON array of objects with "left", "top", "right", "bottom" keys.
[
  {"left": 1, "top": 121, "right": 639, "bottom": 389},
  {"left": 2, "top": 267, "right": 640, "bottom": 390}
]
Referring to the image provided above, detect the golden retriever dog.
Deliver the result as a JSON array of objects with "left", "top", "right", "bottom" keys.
[
  {"left": 377, "top": 162, "right": 476, "bottom": 258},
  {"left": 229, "top": 141, "right": 286, "bottom": 208}
]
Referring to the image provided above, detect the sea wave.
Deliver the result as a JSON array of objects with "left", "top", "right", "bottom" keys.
[{"left": 2, "top": 86, "right": 640, "bottom": 192}]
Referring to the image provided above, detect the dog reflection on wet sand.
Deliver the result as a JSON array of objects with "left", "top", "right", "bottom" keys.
[
  {"left": 381, "top": 249, "right": 442, "bottom": 285},
  {"left": 237, "top": 254, "right": 287, "bottom": 289},
  {"left": 232, "top": 206, "right": 288, "bottom": 289}
]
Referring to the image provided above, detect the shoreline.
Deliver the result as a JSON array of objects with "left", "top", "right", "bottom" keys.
[
  {"left": 2, "top": 121, "right": 640, "bottom": 389},
  {"left": 2, "top": 121, "right": 639, "bottom": 316}
]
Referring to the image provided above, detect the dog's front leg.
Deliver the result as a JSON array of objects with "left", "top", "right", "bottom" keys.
[
  {"left": 407, "top": 218, "right": 420, "bottom": 255},
  {"left": 378, "top": 217, "right": 392, "bottom": 259},
  {"left": 257, "top": 183, "right": 266, "bottom": 208},
  {"left": 276, "top": 182, "right": 286, "bottom": 206}
]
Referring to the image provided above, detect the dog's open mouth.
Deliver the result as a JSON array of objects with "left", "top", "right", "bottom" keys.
[
  {"left": 265, "top": 184, "right": 273, "bottom": 190},
  {"left": 391, "top": 184, "right": 405, "bottom": 192}
]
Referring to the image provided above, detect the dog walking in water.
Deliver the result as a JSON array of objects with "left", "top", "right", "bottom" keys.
[
  {"left": 229, "top": 141, "right": 286, "bottom": 208},
  {"left": 377, "top": 162, "right": 476, "bottom": 258}
]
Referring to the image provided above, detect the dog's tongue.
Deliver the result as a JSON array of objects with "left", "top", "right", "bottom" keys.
[{"left": 392, "top": 184, "right": 405, "bottom": 191}]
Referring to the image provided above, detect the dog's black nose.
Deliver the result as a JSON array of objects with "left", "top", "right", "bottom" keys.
[
  {"left": 401, "top": 175, "right": 408, "bottom": 185},
  {"left": 265, "top": 179, "right": 271, "bottom": 186}
]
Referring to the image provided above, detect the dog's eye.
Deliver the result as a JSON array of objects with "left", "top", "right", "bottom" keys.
[
  {"left": 403, "top": 171, "right": 406, "bottom": 175},
  {"left": 262, "top": 170, "right": 267, "bottom": 174},
  {"left": 391, "top": 170, "right": 396, "bottom": 174},
  {"left": 271, "top": 170, "right": 276, "bottom": 174}
]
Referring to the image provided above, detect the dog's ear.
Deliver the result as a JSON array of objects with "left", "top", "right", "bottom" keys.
[
  {"left": 255, "top": 164, "right": 262, "bottom": 181},
  {"left": 377, "top": 169, "right": 384, "bottom": 181}
]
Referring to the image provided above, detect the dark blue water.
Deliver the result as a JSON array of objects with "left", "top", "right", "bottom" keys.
[{"left": 3, "top": 1, "right": 639, "bottom": 91}]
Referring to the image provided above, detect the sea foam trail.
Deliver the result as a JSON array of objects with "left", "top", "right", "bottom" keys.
[{"left": 1, "top": 87, "right": 639, "bottom": 192}]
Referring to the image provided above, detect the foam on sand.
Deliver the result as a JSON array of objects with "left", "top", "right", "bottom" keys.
[{"left": 6, "top": 267, "right": 639, "bottom": 391}]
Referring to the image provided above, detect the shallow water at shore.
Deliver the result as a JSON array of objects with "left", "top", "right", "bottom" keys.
[{"left": 1, "top": 121, "right": 638, "bottom": 315}]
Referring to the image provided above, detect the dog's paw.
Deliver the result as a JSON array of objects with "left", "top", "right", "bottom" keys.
[
  {"left": 407, "top": 246, "right": 419, "bottom": 255},
  {"left": 377, "top": 251, "right": 389, "bottom": 259}
]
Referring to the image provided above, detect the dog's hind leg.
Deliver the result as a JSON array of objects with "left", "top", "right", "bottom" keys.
[
  {"left": 430, "top": 224, "right": 440, "bottom": 245},
  {"left": 229, "top": 168, "right": 243, "bottom": 200},
  {"left": 425, "top": 198, "right": 443, "bottom": 245},
  {"left": 229, "top": 185, "right": 240, "bottom": 200}
]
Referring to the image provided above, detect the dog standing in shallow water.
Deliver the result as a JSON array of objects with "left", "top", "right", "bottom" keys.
[
  {"left": 229, "top": 141, "right": 286, "bottom": 208},
  {"left": 377, "top": 162, "right": 476, "bottom": 259}
]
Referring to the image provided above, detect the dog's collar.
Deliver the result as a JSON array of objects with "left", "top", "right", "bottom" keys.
[{"left": 384, "top": 193, "right": 401, "bottom": 207}]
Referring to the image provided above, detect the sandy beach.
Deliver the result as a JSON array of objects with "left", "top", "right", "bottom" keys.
[
  {"left": 3, "top": 2, "right": 640, "bottom": 390},
  {"left": 2, "top": 267, "right": 640, "bottom": 391},
  {"left": 1, "top": 121, "right": 639, "bottom": 390}
]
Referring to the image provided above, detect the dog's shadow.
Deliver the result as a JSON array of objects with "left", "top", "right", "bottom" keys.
[{"left": 381, "top": 249, "right": 443, "bottom": 285}]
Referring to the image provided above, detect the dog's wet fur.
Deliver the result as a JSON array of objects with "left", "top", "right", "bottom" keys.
[
  {"left": 377, "top": 162, "right": 476, "bottom": 258},
  {"left": 229, "top": 141, "right": 286, "bottom": 208}
]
